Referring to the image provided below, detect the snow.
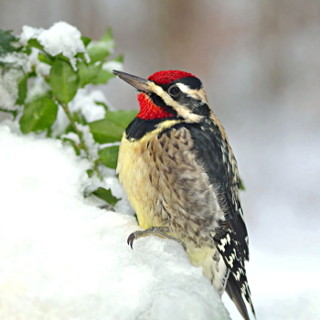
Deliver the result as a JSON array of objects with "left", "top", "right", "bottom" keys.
[
  {"left": 27, "top": 48, "right": 51, "bottom": 76},
  {"left": 70, "top": 89, "right": 107, "bottom": 123},
  {"left": 52, "top": 89, "right": 107, "bottom": 137},
  {"left": 103, "top": 60, "right": 123, "bottom": 73},
  {"left": 0, "top": 67, "right": 20, "bottom": 109},
  {"left": 0, "top": 124, "right": 230, "bottom": 320},
  {"left": 76, "top": 123, "right": 99, "bottom": 160},
  {"left": 20, "top": 22, "right": 88, "bottom": 69},
  {"left": 0, "top": 52, "right": 29, "bottom": 109}
]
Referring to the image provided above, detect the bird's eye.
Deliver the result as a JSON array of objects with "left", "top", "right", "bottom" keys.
[{"left": 168, "top": 85, "right": 181, "bottom": 97}]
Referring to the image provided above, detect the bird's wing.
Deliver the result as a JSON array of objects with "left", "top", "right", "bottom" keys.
[
  {"left": 186, "top": 121, "right": 249, "bottom": 256},
  {"left": 186, "top": 121, "right": 255, "bottom": 319}
]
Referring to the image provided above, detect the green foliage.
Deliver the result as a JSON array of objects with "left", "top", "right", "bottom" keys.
[
  {"left": 87, "top": 28, "right": 114, "bottom": 63},
  {"left": 98, "top": 146, "right": 119, "bottom": 169},
  {"left": 92, "top": 187, "right": 120, "bottom": 206},
  {"left": 20, "top": 97, "right": 58, "bottom": 133},
  {"left": 0, "top": 25, "right": 137, "bottom": 206},
  {"left": 16, "top": 74, "right": 28, "bottom": 105},
  {"left": 89, "top": 118, "right": 125, "bottom": 143},
  {"left": 89, "top": 110, "right": 137, "bottom": 143},
  {"left": 239, "top": 178, "right": 245, "bottom": 191},
  {"left": 49, "top": 59, "right": 79, "bottom": 103},
  {"left": 0, "top": 30, "right": 20, "bottom": 55}
]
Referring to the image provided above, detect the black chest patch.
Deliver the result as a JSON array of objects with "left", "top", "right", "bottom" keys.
[{"left": 125, "top": 117, "right": 176, "bottom": 140}]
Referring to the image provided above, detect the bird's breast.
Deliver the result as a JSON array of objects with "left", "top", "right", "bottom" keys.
[{"left": 117, "top": 123, "right": 225, "bottom": 246}]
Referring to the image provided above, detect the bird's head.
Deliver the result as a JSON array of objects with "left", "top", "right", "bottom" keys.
[{"left": 113, "top": 70, "right": 210, "bottom": 122}]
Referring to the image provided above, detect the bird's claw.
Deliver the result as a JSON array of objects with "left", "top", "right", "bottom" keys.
[{"left": 127, "top": 232, "right": 136, "bottom": 249}]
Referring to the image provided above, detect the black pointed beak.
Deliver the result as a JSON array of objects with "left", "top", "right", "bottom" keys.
[{"left": 113, "top": 70, "right": 151, "bottom": 93}]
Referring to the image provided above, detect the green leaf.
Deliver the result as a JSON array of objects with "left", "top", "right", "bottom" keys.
[
  {"left": 91, "top": 68, "right": 114, "bottom": 85},
  {"left": 89, "top": 118, "right": 124, "bottom": 143},
  {"left": 38, "top": 52, "right": 53, "bottom": 65},
  {"left": 100, "top": 28, "right": 114, "bottom": 46},
  {"left": 105, "top": 110, "right": 137, "bottom": 128},
  {"left": 239, "top": 178, "right": 245, "bottom": 191},
  {"left": 89, "top": 110, "right": 136, "bottom": 143},
  {"left": 27, "top": 38, "right": 44, "bottom": 51},
  {"left": 98, "top": 146, "right": 119, "bottom": 169},
  {"left": 19, "top": 96, "right": 58, "bottom": 133},
  {"left": 87, "top": 28, "right": 114, "bottom": 63},
  {"left": 0, "top": 30, "right": 20, "bottom": 55},
  {"left": 87, "top": 43, "right": 111, "bottom": 64},
  {"left": 92, "top": 187, "right": 120, "bottom": 206},
  {"left": 16, "top": 74, "right": 28, "bottom": 105},
  {"left": 81, "top": 36, "right": 91, "bottom": 47},
  {"left": 78, "top": 61, "right": 101, "bottom": 87},
  {"left": 78, "top": 62, "right": 114, "bottom": 87},
  {"left": 48, "top": 58, "right": 79, "bottom": 103}
]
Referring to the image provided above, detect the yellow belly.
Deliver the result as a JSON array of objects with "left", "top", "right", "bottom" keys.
[
  {"left": 116, "top": 133, "right": 163, "bottom": 229},
  {"left": 116, "top": 120, "right": 183, "bottom": 229}
]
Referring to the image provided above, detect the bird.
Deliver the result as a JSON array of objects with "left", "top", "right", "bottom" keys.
[{"left": 113, "top": 69, "right": 255, "bottom": 320}]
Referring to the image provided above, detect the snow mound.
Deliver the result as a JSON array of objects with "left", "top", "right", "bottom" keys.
[{"left": 0, "top": 124, "right": 230, "bottom": 320}]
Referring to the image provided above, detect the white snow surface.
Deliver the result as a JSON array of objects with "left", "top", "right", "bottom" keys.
[
  {"left": 20, "top": 22, "right": 88, "bottom": 69},
  {"left": 0, "top": 124, "right": 230, "bottom": 320}
]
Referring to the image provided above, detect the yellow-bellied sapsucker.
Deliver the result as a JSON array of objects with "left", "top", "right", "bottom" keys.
[{"left": 114, "top": 69, "right": 255, "bottom": 320}]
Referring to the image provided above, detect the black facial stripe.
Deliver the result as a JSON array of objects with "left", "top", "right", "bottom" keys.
[
  {"left": 149, "top": 93, "right": 178, "bottom": 116},
  {"left": 176, "top": 92, "right": 211, "bottom": 117},
  {"left": 150, "top": 93, "right": 167, "bottom": 108}
]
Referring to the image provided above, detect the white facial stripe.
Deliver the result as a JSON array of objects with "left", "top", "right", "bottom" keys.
[
  {"left": 176, "top": 83, "right": 208, "bottom": 104},
  {"left": 147, "top": 81, "right": 204, "bottom": 122},
  {"left": 176, "top": 83, "right": 191, "bottom": 93}
]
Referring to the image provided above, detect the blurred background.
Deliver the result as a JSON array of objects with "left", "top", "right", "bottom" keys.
[{"left": 1, "top": 0, "right": 319, "bottom": 319}]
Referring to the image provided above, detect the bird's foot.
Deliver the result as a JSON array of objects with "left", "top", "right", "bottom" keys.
[{"left": 127, "top": 226, "right": 186, "bottom": 250}]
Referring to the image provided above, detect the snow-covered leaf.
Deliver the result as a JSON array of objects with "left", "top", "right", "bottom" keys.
[
  {"left": 0, "top": 30, "right": 20, "bottom": 55},
  {"left": 87, "top": 28, "right": 114, "bottom": 63},
  {"left": 103, "top": 54, "right": 124, "bottom": 73},
  {"left": 92, "top": 187, "right": 120, "bottom": 206},
  {"left": 49, "top": 58, "right": 79, "bottom": 103},
  {"left": 62, "top": 137, "right": 81, "bottom": 156},
  {"left": 19, "top": 96, "right": 58, "bottom": 133},
  {"left": 38, "top": 52, "right": 53, "bottom": 65},
  {"left": 98, "top": 145, "right": 119, "bottom": 169},
  {"left": 26, "top": 38, "right": 44, "bottom": 51}
]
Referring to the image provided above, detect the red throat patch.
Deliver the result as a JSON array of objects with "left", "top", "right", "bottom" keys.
[
  {"left": 137, "top": 94, "right": 174, "bottom": 120},
  {"left": 136, "top": 70, "right": 196, "bottom": 120},
  {"left": 148, "top": 70, "right": 195, "bottom": 84}
]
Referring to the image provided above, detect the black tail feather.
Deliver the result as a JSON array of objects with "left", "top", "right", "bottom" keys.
[{"left": 226, "top": 276, "right": 250, "bottom": 320}]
